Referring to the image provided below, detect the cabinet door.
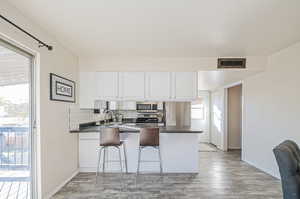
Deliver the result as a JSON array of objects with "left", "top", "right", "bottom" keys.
[
  {"left": 119, "top": 72, "right": 145, "bottom": 100},
  {"left": 146, "top": 72, "right": 171, "bottom": 100},
  {"left": 79, "top": 72, "right": 96, "bottom": 109},
  {"left": 79, "top": 133, "right": 99, "bottom": 169},
  {"left": 96, "top": 72, "right": 119, "bottom": 100},
  {"left": 172, "top": 72, "right": 197, "bottom": 100}
]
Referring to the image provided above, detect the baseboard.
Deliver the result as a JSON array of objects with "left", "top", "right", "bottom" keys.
[
  {"left": 242, "top": 158, "right": 280, "bottom": 179},
  {"left": 228, "top": 147, "right": 241, "bottom": 150},
  {"left": 44, "top": 169, "right": 79, "bottom": 199}
]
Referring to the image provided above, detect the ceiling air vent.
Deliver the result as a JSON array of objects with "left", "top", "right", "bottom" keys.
[{"left": 217, "top": 58, "right": 246, "bottom": 69}]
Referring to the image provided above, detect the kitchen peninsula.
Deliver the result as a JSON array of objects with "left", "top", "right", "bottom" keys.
[
  {"left": 71, "top": 123, "right": 202, "bottom": 173},
  {"left": 73, "top": 71, "right": 202, "bottom": 173}
]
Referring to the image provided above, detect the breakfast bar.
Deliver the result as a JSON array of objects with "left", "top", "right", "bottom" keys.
[{"left": 71, "top": 123, "right": 202, "bottom": 173}]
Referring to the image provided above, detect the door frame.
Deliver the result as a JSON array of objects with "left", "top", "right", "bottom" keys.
[
  {"left": 0, "top": 34, "right": 39, "bottom": 199},
  {"left": 223, "top": 81, "right": 243, "bottom": 152},
  {"left": 210, "top": 80, "right": 244, "bottom": 152}
]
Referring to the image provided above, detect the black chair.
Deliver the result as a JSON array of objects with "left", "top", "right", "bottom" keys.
[{"left": 273, "top": 140, "right": 300, "bottom": 199}]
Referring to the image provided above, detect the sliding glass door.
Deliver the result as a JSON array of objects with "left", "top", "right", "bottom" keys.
[{"left": 0, "top": 39, "right": 34, "bottom": 199}]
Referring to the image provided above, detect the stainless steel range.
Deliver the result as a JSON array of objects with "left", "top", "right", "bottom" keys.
[{"left": 136, "top": 113, "right": 159, "bottom": 123}]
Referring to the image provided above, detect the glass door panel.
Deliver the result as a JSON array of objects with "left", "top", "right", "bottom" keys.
[{"left": 0, "top": 40, "right": 33, "bottom": 199}]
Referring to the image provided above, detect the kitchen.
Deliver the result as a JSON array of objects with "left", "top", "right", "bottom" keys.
[
  {"left": 2, "top": 1, "right": 298, "bottom": 198},
  {"left": 70, "top": 72, "right": 202, "bottom": 174}
]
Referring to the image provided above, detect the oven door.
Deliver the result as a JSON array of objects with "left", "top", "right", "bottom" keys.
[{"left": 151, "top": 104, "right": 158, "bottom": 110}]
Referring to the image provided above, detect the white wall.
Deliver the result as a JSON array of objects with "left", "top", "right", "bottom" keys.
[
  {"left": 0, "top": 1, "right": 79, "bottom": 198},
  {"left": 243, "top": 41, "right": 300, "bottom": 178},
  {"left": 228, "top": 85, "right": 242, "bottom": 149}
]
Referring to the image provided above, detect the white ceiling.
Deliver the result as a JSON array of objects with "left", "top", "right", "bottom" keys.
[
  {"left": 198, "top": 70, "right": 260, "bottom": 91},
  {"left": 6, "top": 0, "right": 300, "bottom": 57}
]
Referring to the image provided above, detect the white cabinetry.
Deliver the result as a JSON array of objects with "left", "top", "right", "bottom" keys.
[
  {"left": 119, "top": 72, "right": 145, "bottom": 100},
  {"left": 146, "top": 72, "right": 171, "bottom": 100},
  {"left": 79, "top": 71, "right": 198, "bottom": 107},
  {"left": 79, "top": 133, "right": 99, "bottom": 170},
  {"left": 96, "top": 72, "right": 119, "bottom": 100},
  {"left": 79, "top": 72, "right": 96, "bottom": 109},
  {"left": 172, "top": 72, "right": 197, "bottom": 100},
  {"left": 79, "top": 132, "right": 199, "bottom": 173}
]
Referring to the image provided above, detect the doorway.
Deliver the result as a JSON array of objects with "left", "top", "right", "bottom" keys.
[
  {"left": 227, "top": 84, "right": 242, "bottom": 151},
  {"left": 0, "top": 39, "right": 35, "bottom": 199}
]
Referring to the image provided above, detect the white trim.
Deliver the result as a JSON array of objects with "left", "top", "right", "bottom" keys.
[
  {"left": 43, "top": 169, "right": 79, "bottom": 199},
  {"left": 223, "top": 88, "right": 228, "bottom": 151},
  {"left": 0, "top": 32, "right": 38, "bottom": 57},
  {"left": 228, "top": 147, "right": 241, "bottom": 150},
  {"left": 223, "top": 80, "right": 243, "bottom": 89},
  {"left": 242, "top": 158, "right": 280, "bottom": 179},
  {"left": 241, "top": 80, "right": 245, "bottom": 160},
  {"left": 30, "top": 53, "right": 38, "bottom": 199},
  {"left": 224, "top": 82, "right": 243, "bottom": 152},
  {"left": 0, "top": 33, "right": 40, "bottom": 199}
]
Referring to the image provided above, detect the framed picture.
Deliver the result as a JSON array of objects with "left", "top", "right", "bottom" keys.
[{"left": 50, "top": 73, "right": 76, "bottom": 103}]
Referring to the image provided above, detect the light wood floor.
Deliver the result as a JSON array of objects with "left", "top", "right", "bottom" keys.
[
  {"left": 52, "top": 150, "right": 282, "bottom": 199},
  {"left": 0, "top": 170, "right": 30, "bottom": 199}
]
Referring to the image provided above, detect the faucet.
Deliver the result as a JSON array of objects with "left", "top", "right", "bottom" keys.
[{"left": 104, "top": 109, "right": 114, "bottom": 124}]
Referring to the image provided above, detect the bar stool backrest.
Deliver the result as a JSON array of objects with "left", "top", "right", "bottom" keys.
[
  {"left": 100, "top": 128, "right": 120, "bottom": 146},
  {"left": 139, "top": 127, "right": 159, "bottom": 146}
]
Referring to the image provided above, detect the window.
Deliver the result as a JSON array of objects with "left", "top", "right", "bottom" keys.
[{"left": 191, "top": 99, "right": 205, "bottom": 120}]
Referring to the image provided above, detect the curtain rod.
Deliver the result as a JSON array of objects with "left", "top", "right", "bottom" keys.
[{"left": 0, "top": 14, "right": 53, "bottom": 51}]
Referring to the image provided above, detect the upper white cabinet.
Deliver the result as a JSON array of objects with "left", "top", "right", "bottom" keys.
[
  {"left": 79, "top": 72, "right": 96, "bottom": 109},
  {"left": 146, "top": 72, "right": 171, "bottom": 100},
  {"left": 96, "top": 72, "right": 119, "bottom": 100},
  {"left": 79, "top": 71, "right": 198, "bottom": 108},
  {"left": 172, "top": 72, "right": 197, "bottom": 100},
  {"left": 119, "top": 72, "right": 145, "bottom": 100}
]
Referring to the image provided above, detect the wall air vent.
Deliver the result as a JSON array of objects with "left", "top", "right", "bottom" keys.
[{"left": 217, "top": 58, "right": 246, "bottom": 69}]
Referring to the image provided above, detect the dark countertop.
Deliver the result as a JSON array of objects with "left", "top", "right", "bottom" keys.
[{"left": 70, "top": 123, "right": 203, "bottom": 134}]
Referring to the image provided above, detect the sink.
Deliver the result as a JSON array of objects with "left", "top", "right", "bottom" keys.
[
  {"left": 123, "top": 123, "right": 136, "bottom": 126},
  {"left": 103, "top": 123, "right": 140, "bottom": 131}
]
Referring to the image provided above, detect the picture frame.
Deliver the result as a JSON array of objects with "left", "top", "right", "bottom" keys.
[{"left": 50, "top": 73, "right": 76, "bottom": 103}]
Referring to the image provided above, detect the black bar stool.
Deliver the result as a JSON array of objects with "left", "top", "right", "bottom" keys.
[
  {"left": 137, "top": 127, "right": 163, "bottom": 174},
  {"left": 96, "top": 128, "right": 128, "bottom": 177}
]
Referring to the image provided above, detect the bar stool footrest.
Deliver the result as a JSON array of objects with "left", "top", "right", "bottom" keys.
[{"left": 139, "top": 160, "right": 161, "bottom": 162}]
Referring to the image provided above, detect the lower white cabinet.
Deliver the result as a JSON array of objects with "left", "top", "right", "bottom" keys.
[
  {"left": 79, "top": 132, "right": 199, "bottom": 173},
  {"left": 79, "top": 132, "right": 128, "bottom": 172},
  {"left": 79, "top": 133, "right": 99, "bottom": 170}
]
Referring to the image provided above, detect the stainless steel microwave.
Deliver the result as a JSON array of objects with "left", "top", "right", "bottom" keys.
[{"left": 136, "top": 102, "right": 158, "bottom": 112}]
